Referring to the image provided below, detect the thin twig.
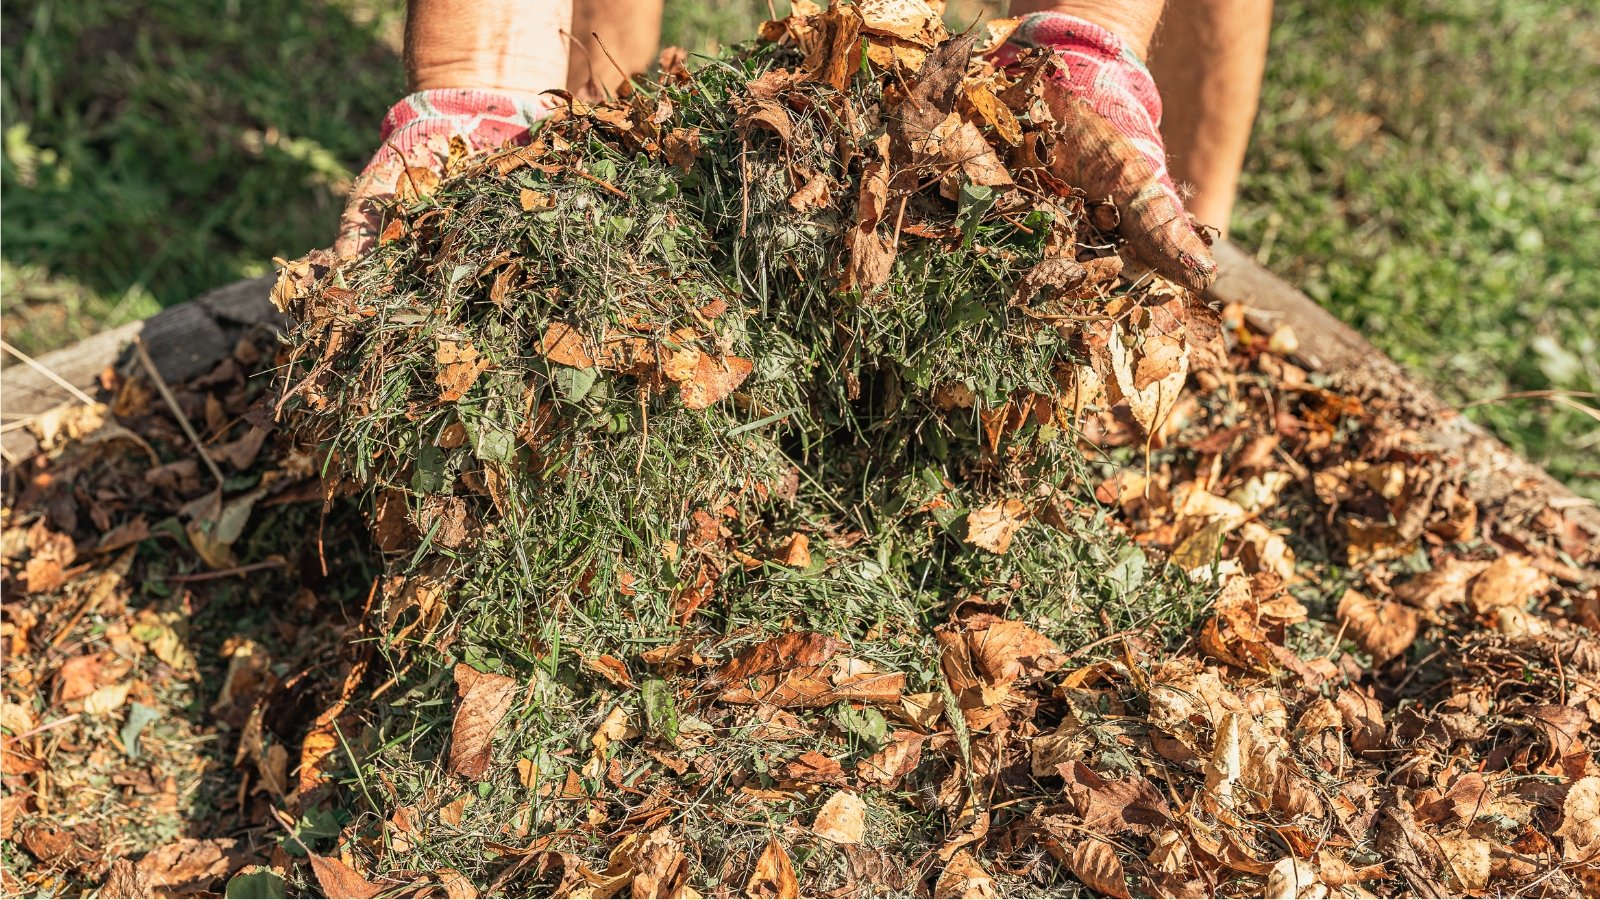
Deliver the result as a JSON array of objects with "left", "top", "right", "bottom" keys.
[
  {"left": 133, "top": 336, "right": 226, "bottom": 488},
  {"left": 0, "top": 339, "right": 98, "bottom": 406},
  {"left": 9, "top": 714, "right": 80, "bottom": 742},
  {"left": 569, "top": 167, "right": 631, "bottom": 200},
  {"left": 158, "top": 558, "right": 289, "bottom": 582}
]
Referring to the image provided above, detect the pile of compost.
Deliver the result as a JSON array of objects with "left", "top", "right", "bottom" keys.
[
  {"left": 7, "top": 2, "right": 1596, "bottom": 898},
  {"left": 268, "top": 2, "right": 1226, "bottom": 891}
]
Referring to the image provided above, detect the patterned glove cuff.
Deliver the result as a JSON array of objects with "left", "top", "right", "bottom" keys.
[
  {"left": 994, "top": 12, "right": 1163, "bottom": 134},
  {"left": 377, "top": 88, "right": 557, "bottom": 161}
]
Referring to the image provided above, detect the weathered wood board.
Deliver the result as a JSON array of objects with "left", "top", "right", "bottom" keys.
[{"left": 2, "top": 274, "right": 281, "bottom": 460}]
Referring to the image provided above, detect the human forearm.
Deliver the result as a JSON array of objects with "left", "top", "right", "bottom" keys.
[
  {"left": 1009, "top": 0, "right": 1165, "bottom": 58},
  {"left": 406, "top": 0, "right": 571, "bottom": 94}
]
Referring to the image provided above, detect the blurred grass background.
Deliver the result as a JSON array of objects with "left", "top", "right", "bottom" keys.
[{"left": 2, "top": 0, "right": 1596, "bottom": 497}]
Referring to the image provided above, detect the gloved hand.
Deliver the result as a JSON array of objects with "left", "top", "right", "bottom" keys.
[
  {"left": 993, "top": 12, "right": 1216, "bottom": 292},
  {"left": 335, "top": 88, "right": 556, "bottom": 259}
]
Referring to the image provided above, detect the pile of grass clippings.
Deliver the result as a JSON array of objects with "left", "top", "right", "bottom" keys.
[{"left": 267, "top": 3, "right": 1222, "bottom": 893}]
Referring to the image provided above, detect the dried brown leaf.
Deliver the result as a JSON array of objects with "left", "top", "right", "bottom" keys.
[
  {"left": 1469, "top": 554, "right": 1550, "bottom": 614},
  {"left": 539, "top": 323, "right": 596, "bottom": 368},
  {"left": 933, "top": 850, "right": 999, "bottom": 899},
  {"left": 1068, "top": 839, "right": 1131, "bottom": 898},
  {"left": 813, "top": 790, "right": 866, "bottom": 844},
  {"left": 310, "top": 854, "right": 382, "bottom": 898},
  {"left": 436, "top": 339, "right": 492, "bottom": 402},
  {"left": 448, "top": 664, "right": 518, "bottom": 780},
  {"left": 966, "top": 499, "right": 1029, "bottom": 554},
  {"left": 745, "top": 838, "right": 799, "bottom": 899},
  {"left": 1337, "top": 588, "right": 1419, "bottom": 665}
]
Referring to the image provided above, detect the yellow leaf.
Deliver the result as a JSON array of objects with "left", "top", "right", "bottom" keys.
[
  {"left": 812, "top": 790, "right": 865, "bottom": 844},
  {"left": 966, "top": 499, "right": 1029, "bottom": 555}
]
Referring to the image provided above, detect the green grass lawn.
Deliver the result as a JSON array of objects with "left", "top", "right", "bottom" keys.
[{"left": 3, "top": 0, "right": 1595, "bottom": 496}]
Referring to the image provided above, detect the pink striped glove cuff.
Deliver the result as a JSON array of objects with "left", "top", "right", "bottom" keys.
[
  {"left": 992, "top": 13, "right": 1215, "bottom": 290},
  {"left": 372, "top": 88, "right": 557, "bottom": 170}
]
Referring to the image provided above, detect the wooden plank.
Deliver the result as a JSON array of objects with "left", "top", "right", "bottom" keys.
[
  {"left": 1205, "top": 240, "right": 1600, "bottom": 556},
  {"left": 2, "top": 273, "right": 280, "bottom": 460}
]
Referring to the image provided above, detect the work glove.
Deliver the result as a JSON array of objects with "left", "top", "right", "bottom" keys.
[
  {"left": 993, "top": 13, "right": 1216, "bottom": 292},
  {"left": 335, "top": 88, "right": 556, "bottom": 259}
]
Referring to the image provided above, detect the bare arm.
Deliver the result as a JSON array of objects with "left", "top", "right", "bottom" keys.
[
  {"left": 406, "top": 0, "right": 571, "bottom": 94},
  {"left": 1010, "top": 0, "right": 1166, "bottom": 58}
]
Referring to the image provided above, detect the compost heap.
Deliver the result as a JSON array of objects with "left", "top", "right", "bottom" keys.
[{"left": 7, "top": 3, "right": 1599, "bottom": 899}]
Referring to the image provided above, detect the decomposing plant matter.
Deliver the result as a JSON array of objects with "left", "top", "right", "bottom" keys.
[
  {"left": 267, "top": 4, "right": 1218, "bottom": 891},
  {"left": 273, "top": 8, "right": 1208, "bottom": 657}
]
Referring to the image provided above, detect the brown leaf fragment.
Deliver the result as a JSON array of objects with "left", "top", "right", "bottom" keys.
[
  {"left": 1556, "top": 775, "right": 1600, "bottom": 865},
  {"left": 100, "top": 861, "right": 156, "bottom": 899},
  {"left": 968, "top": 619, "right": 1063, "bottom": 686},
  {"left": 663, "top": 127, "right": 701, "bottom": 171},
  {"left": 438, "top": 868, "right": 478, "bottom": 899},
  {"left": 20, "top": 824, "right": 76, "bottom": 864},
  {"left": 813, "top": 789, "right": 866, "bottom": 844},
  {"left": 677, "top": 354, "right": 753, "bottom": 409},
  {"left": 1058, "top": 761, "right": 1171, "bottom": 836},
  {"left": 436, "top": 339, "right": 492, "bottom": 402},
  {"left": 582, "top": 653, "right": 635, "bottom": 688},
  {"left": 97, "top": 516, "right": 150, "bottom": 553},
  {"left": 1068, "top": 839, "right": 1131, "bottom": 899},
  {"left": 613, "top": 826, "right": 690, "bottom": 898},
  {"left": 716, "top": 632, "right": 842, "bottom": 684},
  {"left": 1469, "top": 554, "right": 1550, "bottom": 614},
  {"left": 784, "top": 750, "right": 847, "bottom": 786},
  {"left": 966, "top": 499, "right": 1029, "bottom": 554},
  {"left": 788, "top": 172, "right": 832, "bottom": 211},
  {"left": 745, "top": 838, "right": 800, "bottom": 899},
  {"left": 857, "top": 0, "right": 945, "bottom": 45},
  {"left": 933, "top": 850, "right": 999, "bottom": 899},
  {"left": 801, "top": 3, "right": 863, "bottom": 91},
  {"left": 1335, "top": 689, "right": 1387, "bottom": 756},
  {"left": 310, "top": 853, "right": 383, "bottom": 899},
  {"left": 736, "top": 99, "right": 795, "bottom": 144},
  {"left": 448, "top": 664, "right": 519, "bottom": 780},
  {"left": 539, "top": 322, "right": 597, "bottom": 368},
  {"left": 844, "top": 226, "right": 896, "bottom": 294},
  {"left": 1337, "top": 588, "right": 1419, "bottom": 665},
  {"left": 856, "top": 730, "right": 927, "bottom": 789},
  {"left": 115, "top": 839, "right": 245, "bottom": 895},
  {"left": 962, "top": 82, "right": 1022, "bottom": 146},
  {"left": 1394, "top": 557, "right": 1490, "bottom": 613}
]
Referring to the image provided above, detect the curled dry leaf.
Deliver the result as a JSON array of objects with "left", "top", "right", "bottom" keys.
[
  {"left": 1336, "top": 589, "right": 1418, "bottom": 665},
  {"left": 448, "top": 664, "right": 519, "bottom": 780},
  {"left": 966, "top": 499, "right": 1029, "bottom": 554},
  {"left": 934, "top": 850, "right": 999, "bottom": 899},
  {"left": 745, "top": 837, "right": 800, "bottom": 899},
  {"left": 1107, "top": 321, "right": 1189, "bottom": 436},
  {"left": 856, "top": 730, "right": 927, "bottom": 789},
  {"left": 1264, "top": 856, "right": 1323, "bottom": 900},
  {"left": 1554, "top": 775, "right": 1600, "bottom": 863},
  {"left": 1468, "top": 554, "right": 1550, "bottom": 614},
  {"left": 1394, "top": 557, "right": 1490, "bottom": 614},
  {"left": 813, "top": 789, "right": 866, "bottom": 844},
  {"left": 309, "top": 853, "right": 383, "bottom": 899},
  {"left": 1067, "top": 839, "right": 1131, "bottom": 899}
]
